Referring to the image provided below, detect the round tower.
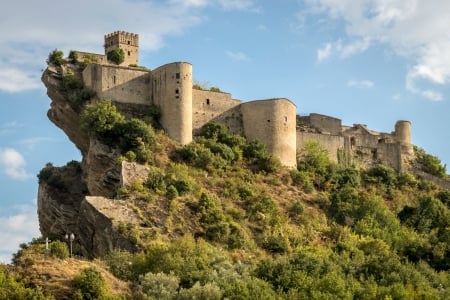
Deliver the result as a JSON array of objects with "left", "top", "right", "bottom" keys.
[
  {"left": 104, "top": 31, "right": 139, "bottom": 66},
  {"left": 395, "top": 120, "right": 411, "bottom": 144},
  {"left": 241, "top": 98, "right": 297, "bottom": 167},
  {"left": 151, "top": 62, "right": 192, "bottom": 145}
]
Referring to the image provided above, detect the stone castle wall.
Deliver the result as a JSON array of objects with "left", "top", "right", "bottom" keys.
[
  {"left": 82, "top": 64, "right": 151, "bottom": 105},
  {"left": 297, "top": 132, "right": 344, "bottom": 162},
  {"left": 192, "top": 89, "right": 242, "bottom": 133}
]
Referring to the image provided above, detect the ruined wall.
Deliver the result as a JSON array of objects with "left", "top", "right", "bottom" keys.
[
  {"left": 241, "top": 99, "right": 297, "bottom": 167},
  {"left": 152, "top": 62, "right": 192, "bottom": 145},
  {"left": 192, "top": 89, "right": 242, "bottom": 133},
  {"left": 73, "top": 51, "right": 107, "bottom": 64},
  {"left": 297, "top": 132, "right": 345, "bottom": 162},
  {"left": 298, "top": 113, "right": 342, "bottom": 135},
  {"left": 82, "top": 64, "right": 151, "bottom": 105}
]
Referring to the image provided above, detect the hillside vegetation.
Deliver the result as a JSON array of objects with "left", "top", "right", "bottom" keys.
[{"left": 5, "top": 100, "right": 450, "bottom": 299}]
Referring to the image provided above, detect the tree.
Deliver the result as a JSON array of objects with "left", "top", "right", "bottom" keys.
[
  {"left": 47, "top": 49, "right": 65, "bottom": 66},
  {"left": 79, "top": 100, "right": 124, "bottom": 142},
  {"left": 107, "top": 48, "right": 125, "bottom": 65}
]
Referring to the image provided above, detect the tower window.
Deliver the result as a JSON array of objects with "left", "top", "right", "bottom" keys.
[
  {"left": 128, "top": 51, "right": 131, "bottom": 56},
  {"left": 206, "top": 99, "right": 210, "bottom": 105},
  {"left": 176, "top": 73, "right": 180, "bottom": 79},
  {"left": 284, "top": 116, "right": 288, "bottom": 122},
  {"left": 113, "top": 75, "right": 116, "bottom": 85},
  {"left": 127, "top": 40, "right": 130, "bottom": 45},
  {"left": 175, "top": 89, "right": 179, "bottom": 94}
]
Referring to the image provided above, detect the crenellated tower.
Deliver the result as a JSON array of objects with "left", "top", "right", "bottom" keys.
[{"left": 104, "top": 31, "right": 139, "bottom": 66}]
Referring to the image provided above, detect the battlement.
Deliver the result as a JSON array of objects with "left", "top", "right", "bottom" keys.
[
  {"left": 104, "top": 31, "right": 139, "bottom": 47},
  {"left": 104, "top": 31, "right": 139, "bottom": 66}
]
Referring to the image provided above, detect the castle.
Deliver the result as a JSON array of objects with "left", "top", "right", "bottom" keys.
[{"left": 75, "top": 31, "right": 414, "bottom": 171}]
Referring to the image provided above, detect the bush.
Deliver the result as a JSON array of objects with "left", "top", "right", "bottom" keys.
[
  {"left": 49, "top": 240, "right": 69, "bottom": 259},
  {"left": 138, "top": 272, "right": 179, "bottom": 300},
  {"left": 178, "top": 282, "right": 222, "bottom": 300},
  {"left": 68, "top": 50, "right": 78, "bottom": 62},
  {"left": 107, "top": 48, "right": 125, "bottom": 65},
  {"left": 415, "top": 146, "right": 447, "bottom": 178},
  {"left": 72, "top": 267, "right": 109, "bottom": 299},
  {"left": 80, "top": 100, "right": 125, "bottom": 140},
  {"left": 47, "top": 49, "right": 64, "bottom": 66},
  {"left": 104, "top": 250, "right": 134, "bottom": 281}
]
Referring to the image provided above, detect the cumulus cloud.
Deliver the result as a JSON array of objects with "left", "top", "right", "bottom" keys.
[
  {"left": 0, "top": 148, "right": 31, "bottom": 180},
  {"left": 0, "top": 202, "right": 40, "bottom": 263},
  {"left": 306, "top": 0, "right": 450, "bottom": 101},
  {"left": 226, "top": 50, "right": 251, "bottom": 62},
  {"left": 347, "top": 79, "right": 374, "bottom": 89}
]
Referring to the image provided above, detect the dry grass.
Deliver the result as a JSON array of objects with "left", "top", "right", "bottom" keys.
[{"left": 14, "top": 244, "right": 131, "bottom": 299}]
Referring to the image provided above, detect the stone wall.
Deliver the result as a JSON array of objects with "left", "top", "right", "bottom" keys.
[
  {"left": 82, "top": 64, "right": 151, "bottom": 104},
  {"left": 241, "top": 99, "right": 297, "bottom": 167},
  {"left": 298, "top": 113, "right": 342, "bottom": 135},
  {"left": 192, "top": 89, "right": 242, "bottom": 133},
  {"left": 297, "top": 132, "right": 345, "bottom": 162}
]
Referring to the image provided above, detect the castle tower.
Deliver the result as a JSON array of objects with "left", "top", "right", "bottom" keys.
[
  {"left": 151, "top": 62, "right": 193, "bottom": 145},
  {"left": 104, "top": 31, "right": 139, "bottom": 66},
  {"left": 395, "top": 120, "right": 411, "bottom": 144},
  {"left": 241, "top": 98, "right": 297, "bottom": 167}
]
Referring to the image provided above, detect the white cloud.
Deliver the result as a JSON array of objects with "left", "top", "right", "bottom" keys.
[
  {"left": 347, "top": 79, "right": 374, "bottom": 89},
  {"left": 226, "top": 50, "right": 251, "bottom": 62},
  {"left": 0, "top": 0, "right": 208, "bottom": 94},
  {"left": 317, "top": 38, "right": 370, "bottom": 62},
  {"left": 306, "top": 0, "right": 450, "bottom": 101},
  {"left": 0, "top": 202, "right": 40, "bottom": 263},
  {"left": 0, "top": 148, "right": 31, "bottom": 180},
  {"left": 317, "top": 43, "right": 332, "bottom": 62}
]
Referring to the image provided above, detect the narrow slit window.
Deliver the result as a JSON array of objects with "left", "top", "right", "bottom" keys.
[
  {"left": 176, "top": 73, "right": 180, "bottom": 79},
  {"left": 113, "top": 75, "right": 116, "bottom": 85},
  {"left": 206, "top": 99, "right": 210, "bottom": 105},
  {"left": 175, "top": 89, "right": 179, "bottom": 94},
  {"left": 128, "top": 51, "right": 131, "bottom": 56}
]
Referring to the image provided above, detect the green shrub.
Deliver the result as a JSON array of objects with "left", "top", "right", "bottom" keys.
[
  {"left": 178, "top": 282, "right": 222, "bottom": 300},
  {"left": 138, "top": 272, "right": 179, "bottom": 300},
  {"left": 49, "top": 240, "right": 69, "bottom": 259},
  {"left": 80, "top": 100, "right": 125, "bottom": 140},
  {"left": 290, "top": 169, "right": 314, "bottom": 193},
  {"left": 107, "top": 48, "right": 125, "bottom": 65},
  {"left": 166, "top": 185, "right": 178, "bottom": 200},
  {"left": 72, "top": 267, "right": 109, "bottom": 300},
  {"left": 47, "top": 49, "right": 65, "bottom": 66},
  {"left": 363, "top": 164, "right": 397, "bottom": 189},
  {"left": 414, "top": 146, "right": 447, "bottom": 178},
  {"left": 104, "top": 250, "right": 134, "bottom": 281},
  {"left": 68, "top": 50, "right": 78, "bottom": 62}
]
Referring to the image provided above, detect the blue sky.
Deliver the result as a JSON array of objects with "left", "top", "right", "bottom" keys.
[{"left": 1, "top": 0, "right": 450, "bottom": 261}]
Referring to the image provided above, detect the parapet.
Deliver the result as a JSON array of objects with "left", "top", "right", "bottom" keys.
[{"left": 104, "top": 31, "right": 139, "bottom": 47}]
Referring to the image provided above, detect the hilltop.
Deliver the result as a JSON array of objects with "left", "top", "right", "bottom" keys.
[{"left": 2, "top": 44, "right": 450, "bottom": 298}]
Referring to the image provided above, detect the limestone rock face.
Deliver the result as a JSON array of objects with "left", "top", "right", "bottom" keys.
[
  {"left": 84, "top": 138, "right": 122, "bottom": 198},
  {"left": 38, "top": 64, "right": 148, "bottom": 257},
  {"left": 41, "top": 65, "right": 90, "bottom": 156},
  {"left": 77, "top": 196, "right": 139, "bottom": 258}
]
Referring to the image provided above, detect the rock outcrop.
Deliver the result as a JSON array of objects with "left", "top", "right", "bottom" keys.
[{"left": 38, "top": 64, "right": 151, "bottom": 257}]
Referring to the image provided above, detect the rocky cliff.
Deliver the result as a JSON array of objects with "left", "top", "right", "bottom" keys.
[{"left": 39, "top": 64, "right": 148, "bottom": 257}]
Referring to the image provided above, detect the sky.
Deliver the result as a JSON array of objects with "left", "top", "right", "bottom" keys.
[{"left": 1, "top": 0, "right": 450, "bottom": 262}]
